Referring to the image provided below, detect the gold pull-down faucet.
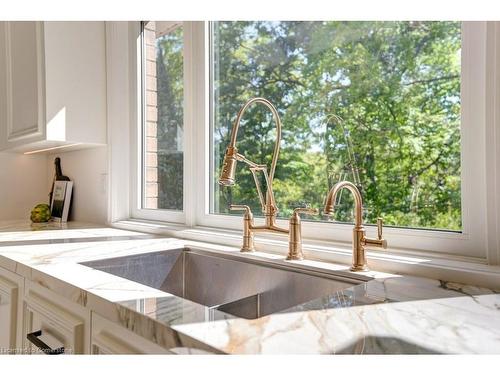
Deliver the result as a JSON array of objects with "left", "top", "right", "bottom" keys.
[{"left": 219, "top": 97, "right": 317, "bottom": 259}]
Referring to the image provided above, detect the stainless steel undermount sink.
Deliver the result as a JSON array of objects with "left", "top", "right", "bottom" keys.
[{"left": 80, "top": 248, "right": 362, "bottom": 319}]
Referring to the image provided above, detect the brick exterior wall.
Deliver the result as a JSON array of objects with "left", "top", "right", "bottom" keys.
[{"left": 144, "top": 22, "right": 158, "bottom": 209}]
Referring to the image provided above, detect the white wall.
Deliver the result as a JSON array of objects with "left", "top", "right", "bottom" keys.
[
  {"left": 47, "top": 147, "right": 108, "bottom": 224},
  {"left": 0, "top": 147, "right": 109, "bottom": 223},
  {"left": 0, "top": 152, "right": 48, "bottom": 220}
]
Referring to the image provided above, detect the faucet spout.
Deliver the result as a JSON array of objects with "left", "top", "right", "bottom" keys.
[
  {"left": 323, "top": 180, "right": 387, "bottom": 272},
  {"left": 324, "top": 181, "right": 363, "bottom": 228},
  {"left": 220, "top": 97, "right": 282, "bottom": 182},
  {"left": 219, "top": 97, "right": 282, "bottom": 219}
]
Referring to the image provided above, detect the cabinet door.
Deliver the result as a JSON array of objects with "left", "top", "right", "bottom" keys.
[
  {"left": 23, "top": 282, "right": 90, "bottom": 354},
  {"left": 0, "top": 288, "right": 16, "bottom": 352},
  {"left": 0, "top": 268, "right": 23, "bottom": 353},
  {"left": 0, "top": 21, "right": 45, "bottom": 150},
  {"left": 24, "top": 303, "right": 79, "bottom": 355},
  {"left": 91, "top": 312, "right": 172, "bottom": 354}
]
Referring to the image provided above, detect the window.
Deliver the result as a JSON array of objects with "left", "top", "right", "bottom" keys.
[
  {"left": 211, "top": 21, "right": 462, "bottom": 231},
  {"left": 141, "top": 21, "right": 184, "bottom": 212},
  {"left": 127, "top": 21, "right": 495, "bottom": 261}
]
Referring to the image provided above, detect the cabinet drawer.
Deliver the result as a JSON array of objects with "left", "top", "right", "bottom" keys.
[
  {"left": 91, "top": 312, "right": 172, "bottom": 354},
  {"left": 23, "top": 281, "right": 90, "bottom": 354}
]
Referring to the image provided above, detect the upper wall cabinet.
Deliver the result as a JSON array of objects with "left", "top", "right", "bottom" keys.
[{"left": 0, "top": 22, "right": 106, "bottom": 153}]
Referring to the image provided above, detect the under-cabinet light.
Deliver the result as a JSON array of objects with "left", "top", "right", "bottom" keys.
[{"left": 23, "top": 143, "right": 82, "bottom": 155}]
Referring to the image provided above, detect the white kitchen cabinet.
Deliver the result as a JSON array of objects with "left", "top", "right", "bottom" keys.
[
  {"left": 0, "top": 21, "right": 106, "bottom": 153},
  {"left": 23, "top": 280, "right": 91, "bottom": 354},
  {"left": 91, "top": 312, "right": 172, "bottom": 354},
  {"left": 0, "top": 267, "right": 24, "bottom": 353}
]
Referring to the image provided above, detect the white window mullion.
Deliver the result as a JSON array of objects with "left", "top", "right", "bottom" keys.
[
  {"left": 458, "top": 21, "right": 488, "bottom": 259},
  {"left": 485, "top": 21, "right": 500, "bottom": 266},
  {"left": 186, "top": 21, "right": 210, "bottom": 227},
  {"left": 129, "top": 21, "right": 142, "bottom": 220},
  {"left": 183, "top": 22, "right": 196, "bottom": 227}
]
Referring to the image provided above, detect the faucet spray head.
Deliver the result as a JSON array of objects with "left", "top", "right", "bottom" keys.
[{"left": 219, "top": 147, "right": 238, "bottom": 186}]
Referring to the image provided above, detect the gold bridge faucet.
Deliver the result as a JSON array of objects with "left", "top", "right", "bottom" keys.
[
  {"left": 219, "top": 97, "right": 317, "bottom": 260},
  {"left": 324, "top": 181, "right": 387, "bottom": 271}
]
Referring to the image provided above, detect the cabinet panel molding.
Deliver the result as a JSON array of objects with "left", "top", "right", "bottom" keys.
[
  {"left": 0, "top": 21, "right": 106, "bottom": 153},
  {"left": 0, "top": 279, "right": 17, "bottom": 351},
  {"left": 3, "top": 21, "right": 45, "bottom": 143},
  {"left": 24, "top": 281, "right": 90, "bottom": 354},
  {"left": 91, "top": 312, "right": 172, "bottom": 354},
  {"left": 0, "top": 267, "right": 24, "bottom": 352}
]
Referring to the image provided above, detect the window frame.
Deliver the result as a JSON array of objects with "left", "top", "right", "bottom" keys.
[
  {"left": 130, "top": 21, "right": 193, "bottom": 224},
  {"left": 127, "top": 21, "right": 499, "bottom": 264}
]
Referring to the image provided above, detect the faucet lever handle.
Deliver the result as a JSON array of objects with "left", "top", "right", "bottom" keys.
[
  {"left": 363, "top": 217, "right": 387, "bottom": 249},
  {"left": 293, "top": 207, "right": 319, "bottom": 216},
  {"left": 377, "top": 217, "right": 383, "bottom": 240},
  {"left": 230, "top": 204, "right": 252, "bottom": 216},
  {"left": 362, "top": 217, "right": 387, "bottom": 249}
]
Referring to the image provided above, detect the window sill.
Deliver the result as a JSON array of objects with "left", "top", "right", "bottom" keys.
[{"left": 111, "top": 218, "right": 500, "bottom": 289}]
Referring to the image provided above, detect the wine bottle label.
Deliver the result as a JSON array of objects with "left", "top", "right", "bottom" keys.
[
  {"left": 53, "top": 183, "right": 66, "bottom": 201},
  {"left": 50, "top": 181, "right": 72, "bottom": 222}
]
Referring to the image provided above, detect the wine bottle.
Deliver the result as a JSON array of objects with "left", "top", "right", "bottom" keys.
[{"left": 49, "top": 157, "right": 70, "bottom": 204}]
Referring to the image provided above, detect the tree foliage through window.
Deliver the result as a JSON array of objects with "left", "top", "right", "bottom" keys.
[{"left": 211, "top": 21, "right": 461, "bottom": 231}]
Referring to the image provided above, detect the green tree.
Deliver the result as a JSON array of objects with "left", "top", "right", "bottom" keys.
[
  {"left": 156, "top": 26, "right": 184, "bottom": 210},
  {"left": 211, "top": 21, "right": 461, "bottom": 230}
]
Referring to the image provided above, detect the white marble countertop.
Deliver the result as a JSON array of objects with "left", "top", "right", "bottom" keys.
[{"left": 0, "top": 219, "right": 499, "bottom": 354}]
